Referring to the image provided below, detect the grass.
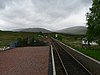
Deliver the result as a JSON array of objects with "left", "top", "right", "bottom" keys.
[
  {"left": 0, "top": 31, "right": 45, "bottom": 47},
  {"left": 54, "top": 33, "right": 100, "bottom": 61},
  {"left": 78, "top": 48, "right": 100, "bottom": 61}
]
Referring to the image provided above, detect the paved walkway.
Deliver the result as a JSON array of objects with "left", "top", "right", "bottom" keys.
[{"left": 0, "top": 46, "right": 49, "bottom": 75}]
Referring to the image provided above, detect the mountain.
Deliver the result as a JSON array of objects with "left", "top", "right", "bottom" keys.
[
  {"left": 56, "top": 26, "right": 87, "bottom": 35},
  {"left": 14, "top": 28, "right": 51, "bottom": 33}
]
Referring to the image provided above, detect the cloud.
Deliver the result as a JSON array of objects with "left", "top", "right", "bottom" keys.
[{"left": 0, "top": 0, "right": 92, "bottom": 30}]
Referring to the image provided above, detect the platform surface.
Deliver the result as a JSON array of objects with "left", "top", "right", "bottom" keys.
[{"left": 0, "top": 46, "right": 49, "bottom": 75}]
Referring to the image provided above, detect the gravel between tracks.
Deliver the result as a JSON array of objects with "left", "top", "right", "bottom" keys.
[{"left": 0, "top": 46, "right": 49, "bottom": 75}]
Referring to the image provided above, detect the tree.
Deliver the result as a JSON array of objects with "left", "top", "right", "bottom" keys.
[{"left": 86, "top": 0, "right": 100, "bottom": 45}]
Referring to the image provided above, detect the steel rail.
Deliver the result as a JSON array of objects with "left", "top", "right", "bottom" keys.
[
  {"left": 52, "top": 42, "right": 69, "bottom": 75},
  {"left": 52, "top": 39, "right": 92, "bottom": 75},
  {"left": 57, "top": 42, "right": 92, "bottom": 75}
]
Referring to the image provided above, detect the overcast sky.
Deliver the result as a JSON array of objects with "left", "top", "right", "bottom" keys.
[{"left": 0, "top": 0, "right": 92, "bottom": 31}]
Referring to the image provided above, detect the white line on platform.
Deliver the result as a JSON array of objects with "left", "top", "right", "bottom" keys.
[{"left": 51, "top": 45, "right": 56, "bottom": 75}]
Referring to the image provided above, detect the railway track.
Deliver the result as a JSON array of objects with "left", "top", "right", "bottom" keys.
[{"left": 51, "top": 39, "right": 92, "bottom": 75}]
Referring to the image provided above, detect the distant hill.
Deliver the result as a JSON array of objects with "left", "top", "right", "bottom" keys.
[
  {"left": 56, "top": 26, "right": 87, "bottom": 35},
  {"left": 13, "top": 28, "right": 51, "bottom": 33}
]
